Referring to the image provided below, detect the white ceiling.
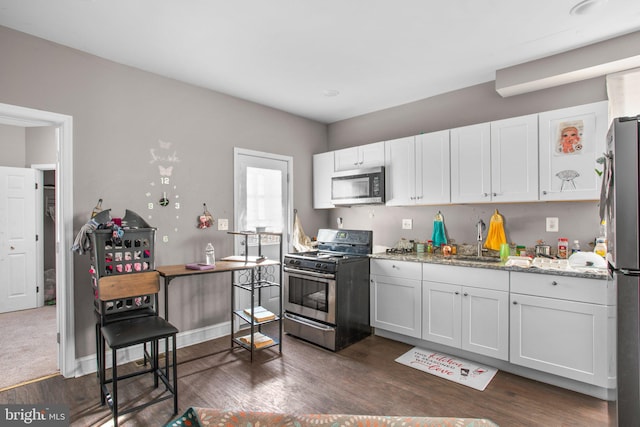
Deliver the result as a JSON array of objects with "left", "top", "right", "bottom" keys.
[{"left": 1, "top": 0, "right": 640, "bottom": 124}]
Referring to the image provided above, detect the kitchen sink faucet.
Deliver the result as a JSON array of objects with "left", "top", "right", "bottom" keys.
[{"left": 476, "top": 219, "right": 486, "bottom": 256}]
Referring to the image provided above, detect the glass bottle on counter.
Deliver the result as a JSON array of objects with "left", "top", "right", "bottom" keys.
[
  {"left": 205, "top": 242, "right": 215, "bottom": 265},
  {"left": 571, "top": 240, "right": 581, "bottom": 254},
  {"left": 427, "top": 240, "right": 434, "bottom": 253}
]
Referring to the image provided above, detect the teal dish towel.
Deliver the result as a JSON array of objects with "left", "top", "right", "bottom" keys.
[{"left": 432, "top": 220, "right": 447, "bottom": 247}]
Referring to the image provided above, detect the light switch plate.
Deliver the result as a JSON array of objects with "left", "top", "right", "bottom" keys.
[
  {"left": 218, "top": 218, "right": 229, "bottom": 231},
  {"left": 402, "top": 219, "right": 413, "bottom": 230},
  {"left": 546, "top": 217, "right": 559, "bottom": 232}
]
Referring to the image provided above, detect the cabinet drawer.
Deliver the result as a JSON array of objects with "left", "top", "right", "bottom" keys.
[
  {"left": 510, "top": 271, "right": 613, "bottom": 305},
  {"left": 422, "top": 263, "right": 509, "bottom": 291},
  {"left": 370, "top": 259, "right": 421, "bottom": 279}
]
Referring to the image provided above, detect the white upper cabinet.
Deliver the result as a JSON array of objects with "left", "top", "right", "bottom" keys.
[
  {"left": 450, "top": 122, "right": 492, "bottom": 203},
  {"left": 490, "top": 114, "right": 539, "bottom": 202},
  {"left": 314, "top": 101, "right": 608, "bottom": 208},
  {"left": 451, "top": 116, "right": 539, "bottom": 204},
  {"left": 334, "top": 141, "right": 385, "bottom": 171},
  {"left": 384, "top": 136, "right": 415, "bottom": 206},
  {"left": 312, "top": 151, "right": 335, "bottom": 209},
  {"left": 385, "top": 131, "right": 450, "bottom": 206},
  {"left": 417, "top": 131, "right": 451, "bottom": 204},
  {"left": 538, "top": 101, "right": 608, "bottom": 201}
]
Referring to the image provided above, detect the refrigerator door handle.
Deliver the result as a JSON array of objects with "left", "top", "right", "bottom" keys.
[{"left": 618, "top": 268, "right": 640, "bottom": 276}]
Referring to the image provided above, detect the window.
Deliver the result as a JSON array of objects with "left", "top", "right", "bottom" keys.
[{"left": 246, "top": 166, "right": 283, "bottom": 233}]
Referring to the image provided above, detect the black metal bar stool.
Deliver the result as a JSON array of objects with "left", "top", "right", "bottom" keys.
[{"left": 97, "top": 271, "right": 178, "bottom": 427}]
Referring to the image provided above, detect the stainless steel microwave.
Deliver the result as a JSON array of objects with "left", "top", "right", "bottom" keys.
[{"left": 331, "top": 166, "right": 385, "bottom": 206}]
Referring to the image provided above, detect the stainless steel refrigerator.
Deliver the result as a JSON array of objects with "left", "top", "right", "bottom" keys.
[{"left": 603, "top": 116, "right": 640, "bottom": 426}]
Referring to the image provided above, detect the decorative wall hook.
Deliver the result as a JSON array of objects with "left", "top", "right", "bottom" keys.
[{"left": 197, "top": 203, "right": 214, "bottom": 229}]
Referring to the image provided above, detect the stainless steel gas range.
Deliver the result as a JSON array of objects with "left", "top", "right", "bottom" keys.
[{"left": 283, "top": 228, "right": 372, "bottom": 351}]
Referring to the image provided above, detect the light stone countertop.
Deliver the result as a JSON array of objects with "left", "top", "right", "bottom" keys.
[{"left": 369, "top": 252, "right": 609, "bottom": 280}]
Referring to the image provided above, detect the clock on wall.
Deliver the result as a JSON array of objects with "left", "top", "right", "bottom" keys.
[{"left": 146, "top": 139, "right": 181, "bottom": 243}]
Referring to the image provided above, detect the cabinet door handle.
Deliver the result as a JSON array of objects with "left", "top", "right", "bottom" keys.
[
  {"left": 455, "top": 291, "right": 460, "bottom": 295},
  {"left": 551, "top": 281, "right": 558, "bottom": 286},
  {"left": 392, "top": 265, "right": 398, "bottom": 269},
  {"left": 513, "top": 301, "right": 518, "bottom": 305},
  {"left": 542, "top": 190, "right": 548, "bottom": 195},
  {"left": 463, "top": 292, "right": 468, "bottom": 297},
  {"left": 482, "top": 192, "right": 490, "bottom": 198}
]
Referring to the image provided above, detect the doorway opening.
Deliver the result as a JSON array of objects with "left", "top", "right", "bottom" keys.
[
  {"left": 0, "top": 102, "right": 75, "bottom": 379},
  {"left": 233, "top": 148, "right": 293, "bottom": 314}
]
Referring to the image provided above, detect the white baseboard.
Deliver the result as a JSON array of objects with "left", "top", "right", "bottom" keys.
[{"left": 74, "top": 321, "right": 231, "bottom": 377}]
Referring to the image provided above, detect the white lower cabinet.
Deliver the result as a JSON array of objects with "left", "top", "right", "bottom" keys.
[
  {"left": 510, "top": 272, "right": 615, "bottom": 388},
  {"left": 422, "top": 265, "right": 509, "bottom": 361},
  {"left": 370, "top": 260, "right": 422, "bottom": 338},
  {"left": 370, "top": 259, "right": 615, "bottom": 392}
]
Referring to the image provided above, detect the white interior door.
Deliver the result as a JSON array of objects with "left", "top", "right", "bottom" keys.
[
  {"left": 0, "top": 166, "right": 37, "bottom": 313},
  {"left": 234, "top": 148, "right": 292, "bottom": 313}
]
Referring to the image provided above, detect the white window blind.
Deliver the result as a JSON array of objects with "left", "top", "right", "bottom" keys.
[{"left": 246, "top": 166, "right": 283, "bottom": 232}]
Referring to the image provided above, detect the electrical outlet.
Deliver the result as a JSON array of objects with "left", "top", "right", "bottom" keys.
[
  {"left": 402, "top": 219, "right": 413, "bottom": 230},
  {"left": 218, "top": 218, "right": 229, "bottom": 231},
  {"left": 546, "top": 217, "right": 559, "bottom": 232}
]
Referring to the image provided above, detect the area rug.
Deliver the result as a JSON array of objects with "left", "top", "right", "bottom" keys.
[
  {"left": 395, "top": 347, "right": 497, "bottom": 391},
  {"left": 0, "top": 305, "right": 58, "bottom": 391},
  {"left": 166, "top": 407, "right": 500, "bottom": 427}
]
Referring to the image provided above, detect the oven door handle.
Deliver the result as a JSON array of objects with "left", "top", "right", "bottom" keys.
[
  {"left": 283, "top": 266, "right": 335, "bottom": 279},
  {"left": 284, "top": 313, "right": 334, "bottom": 331}
]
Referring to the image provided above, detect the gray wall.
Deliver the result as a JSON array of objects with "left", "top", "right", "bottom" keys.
[
  {"left": 25, "top": 126, "right": 57, "bottom": 166},
  {"left": 327, "top": 78, "right": 608, "bottom": 251},
  {"left": 0, "top": 25, "right": 329, "bottom": 358},
  {"left": 0, "top": 124, "right": 26, "bottom": 166}
]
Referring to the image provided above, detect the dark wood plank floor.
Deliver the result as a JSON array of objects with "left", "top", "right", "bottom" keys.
[{"left": 0, "top": 329, "right": 615, "bottom": 426}]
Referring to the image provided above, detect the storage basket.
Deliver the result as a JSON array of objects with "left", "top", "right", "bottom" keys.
[
  {"left": 89, "top": 228, "right": 156, "bottom": 277},
  {"left": 94, "top": 292, "right": 155, "bottom": 317},
  {"left": 89, "top": 227, "right": 156, "bottom": 315}
]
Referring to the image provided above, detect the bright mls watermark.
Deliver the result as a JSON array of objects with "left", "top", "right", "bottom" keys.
[{"left": 1, "top": 405, "right": 68, "bottom": 426}]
